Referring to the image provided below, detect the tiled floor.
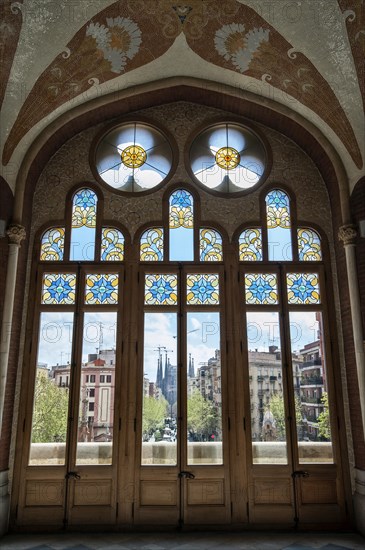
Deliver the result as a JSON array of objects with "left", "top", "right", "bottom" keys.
[{"left": 1, "top": 531, "right": 365, "bottom": 550}]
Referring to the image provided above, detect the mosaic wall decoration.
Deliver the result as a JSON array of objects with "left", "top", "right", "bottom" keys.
[
  {"left": 186, "top": 274, "right": 220, "bottom": 305},
  {"left": 245, "top": 273, "right": 278, "bottom": 305},
  {"left": 169, "top": 189, "right": 194, "bottom": 229},
  {"left": 239, "top": 228, "right": 262, "bottom": 261},
  {"left": 286, "top": 273, "right": 320, "bottom": 304},
  {"left": 85, "top": 273, "right": 119, "bottom": 304},
  {"left": 41, "top": 273, "right": 76, "bottom": 304},
  {"left": 266, "top": 190, "right": 291, "bottom": 229},
  {"left": 40, "top": 227, "right": 65, "bottom": 261},
  {"left": 140, "top": 227, "right": 164, "bottom": 261},
  {"left": 200, "top": 229, "right": 223, "bottom": 261},
  {"left": 297, "top": 228, "right": 322, "bottom": 261},
  {"left": 72, "top": 188, "right": 97, "bottom": 228},
  {"left": 144, "top": 274, "right": 178, "bottom": 305},
  {"left": 101, "top": 227, "right": 124, "bottom": 261}
]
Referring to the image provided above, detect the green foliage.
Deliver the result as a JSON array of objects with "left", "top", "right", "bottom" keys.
[
  {"left": 31, "top": 372, "right": 69, "bottom": 443},
  {"left": 142, "top": 396, "right": 168, "bottom": 439},
  {"left": 187, "top": 390, "right": 219, "bottom": 440},
  {"left": 268, "top": 393, "right": 303, "bottom": 440},
  {"left": 317, "top": 392, "right": 331, "bottom": 440}
]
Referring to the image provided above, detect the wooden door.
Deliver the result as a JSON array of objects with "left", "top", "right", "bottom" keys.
[{"left": 134, "top": 266, "right": 231, "bottom": 526}]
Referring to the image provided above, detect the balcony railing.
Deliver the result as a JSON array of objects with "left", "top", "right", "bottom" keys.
[
  {"left": 301, "top": 376, "right": 323, "bottom": 385},
  {"left": 301, "top": 396, "right": 323, "bottom": 404}
]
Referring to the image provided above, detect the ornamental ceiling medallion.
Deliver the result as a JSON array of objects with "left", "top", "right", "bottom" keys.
[{"left": 2, "top": 0, "right": 362, "bottom": 170}]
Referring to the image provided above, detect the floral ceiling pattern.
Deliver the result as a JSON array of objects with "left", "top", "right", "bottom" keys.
[{"left": 1, "top": 0, "right": 364, "bottom": 173}]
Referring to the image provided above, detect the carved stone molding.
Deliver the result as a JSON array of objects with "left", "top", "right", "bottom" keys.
[
  {"left": 338, "top": 224, "right": 357, "bottom": 246},
  {"left": 6, "top": 223, "right": 26, "bottom": 245}
]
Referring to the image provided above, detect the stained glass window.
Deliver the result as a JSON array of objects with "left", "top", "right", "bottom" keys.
[
  {"left": 169, "top": 189, "right": 194, "bottom": 261},
  {"left": 239, "top": 228, "right": 262, "bottom": 261},
  {"left": 95, "top": 122, "right": 173, "bottom": 192},
  {"left": 186, "top": 274, "right": 219, "bottom": 305},
  {"left": 200, "top": 229, "right": 223, "bottom": 261},
  {"left": 70, "top": 188, "right": 98, "bottom": 261},
  {"left": 144, "top": 274, "right": 178, "bottom": 305},
  {"left": 266, "top": 189, "right": 292, "bottom": 261},
  {"left": 190, "top": 123, "right": 266, "bottom": 193},
  {"left": 140, "top": 227, "right": 164, "bottom": 261},
  {"left": 286, "top": 273, "right": 320, "bottom": 304},
  {"left": 40, "top": 227, "right": 65, "bottom": 261},
  {"left": 41, "top": 273, "right": 76, "bottom": 305},
  {"left": 85, "top": 273, "right": 119, "bottom": 304},
  {"left": 298, "top": 228, "right": 322, "bottom": 261},
  {"left": 101, "top": 227, "right": 124, "bottom": 261},
  {"left": 245, "top": 273, "right": 278, "bottom": 305}
]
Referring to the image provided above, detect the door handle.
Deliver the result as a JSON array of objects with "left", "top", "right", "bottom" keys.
[
  {"left": 292, "top": 470, "right": 309, "bottom": 478},
  {"left": 65, "top": 471, "right": 81, "bottom": 480},
  {"left": 178, "top": 471, "right": 195, "bottom": 479}
]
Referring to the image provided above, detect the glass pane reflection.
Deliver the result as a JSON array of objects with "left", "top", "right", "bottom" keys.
[
  {"left": 187, "top": 312, "right": 223, "bottom": 465},
  {"left": 246, "top": 311, "right": 288, "bottom": 464}
]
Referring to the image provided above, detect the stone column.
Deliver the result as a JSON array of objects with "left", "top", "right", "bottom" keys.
[
  {"left": 0, "top": 223, "right": 26, "bottom": 436},
  {"left": 339, "top": 224, "right": 365, "bottom": 536}
]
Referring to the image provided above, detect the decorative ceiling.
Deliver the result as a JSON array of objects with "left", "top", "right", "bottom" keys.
[{"left": 0, "top": 0, "right": 364, "bottom": 194}]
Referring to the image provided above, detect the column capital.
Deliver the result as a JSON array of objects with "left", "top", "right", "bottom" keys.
[
  {"left": 6, "top": 223, "right": 26, "bottom": 245},
  {"left": 338, "top": 224, "right": 357, "bottom": 246}
]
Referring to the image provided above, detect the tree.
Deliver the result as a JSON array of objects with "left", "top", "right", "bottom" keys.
[
  {"left": 142, "top": 396, "right": 168, "bottom": 439},
  {"left": 268, "top": 394, "right": 303, "bottom": 440},
  {"left": 31, "top": 372, "right": 69, "bottom": 443},
  {"left": 317, "top": 392, "right": 331, "bottom": 440},
  {"left": 187, "top": 390, "right": 219, "bottom": 441}
]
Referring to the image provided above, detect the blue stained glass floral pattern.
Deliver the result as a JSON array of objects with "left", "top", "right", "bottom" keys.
[
  {"left": 169, "top": 189, "right": 194, "bottom": 229},
  {"left": 101, "top": 227, "right": 124, "bottom": 261},
  {"left": 40, "top": 228, "right": 65, "bottom": 261},
  {"left": 186, "top": 274, "right": 219, "bottom": 305},
  {"left": 297, "top": 228, "right": 322, "bottom": 261},
  {"left": 72, "top": 188, "right": 97, "bottom": 228},
  {"left": 245, "top": 273, "right": 278, "bottom": 305},
  {"left": 140, "top": 227, "right": 164, "bottom": 261},
  {"left": 287, "top": 273, "right": 320, "bottom": 304},
  {"left": 145, "top": 274, "right": 178, "bottom": 305},
  {"left": 42, "top": 273, "right": 76, "bottom": 304},
  {"left": 85, "top": 273, "right": 119, "bottom": 304},
  {"left": 266, "top": 189, "right": 291, "bottom": 229},
  {"left": 200, "top": 229, "right": 223, "bottom": 261}
]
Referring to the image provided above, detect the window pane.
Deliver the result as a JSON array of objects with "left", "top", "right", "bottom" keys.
[
  {"left": 186, "top": 274, "right": 219, "bottom": 305},
  {"left": 246, "top": 312, "right": 288, "bottom": 464},
  {"left": 70, "top": 188, "right": 97, "bottom": 261},
  {"left": 245, "top": 273, "right": 278, "bottom": 305},
  {"left": 169, "top": 189, "right": 194, "bottom": 261},
  {"left": 41, "top": 273, "right": 76, "bottom": 305},
  {"left": 85, "top": 273, "right": 119, "bottom": 305},
  {"left": 289, "top": 311, "right": 333, "bottom": 463},
  {"left": 142, "top": 313, "right": 177, "bottom": 465},
  {"left": 40, "top": 227, "right": 65, "bottom": 261},
  {"left": 76, "top": 312, "right": 117, "bottom": 465},
  {"left": 140, "top": 227, "right": 164, "bottom": 261},
  {"left": 298, "top": 228, "right": 322, "bottom": 261},
  {"left": 287, "top": 273, "right": 320, "bottom": 304},
  {"left": 239, "top": 228, "right": 262, "bottom": 261},
  {"left": 187, "top": 312, "right": 222, "bottom": 465},
  {"left": 144, "top": 274, "right": 178, "bottom": 305},
  {"left": 101, "top": 227, "right": 124, "bottom": 261},
  {"left": 29, "top": 312, "right": 73, "bottom": 465},
  {"left": 266, "top": 189, "right": 292, "bottom": 261},
  {"left": 200, "top": 228, "right": 223, "bottom": 261}
]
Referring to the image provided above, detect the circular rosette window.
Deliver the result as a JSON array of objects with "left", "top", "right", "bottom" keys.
[
  {"left": 189, "top": 123, "right": 267, "bottom": 193},
  {"left": 95, "top": 122, "right": 173, "bottom": 193}
]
